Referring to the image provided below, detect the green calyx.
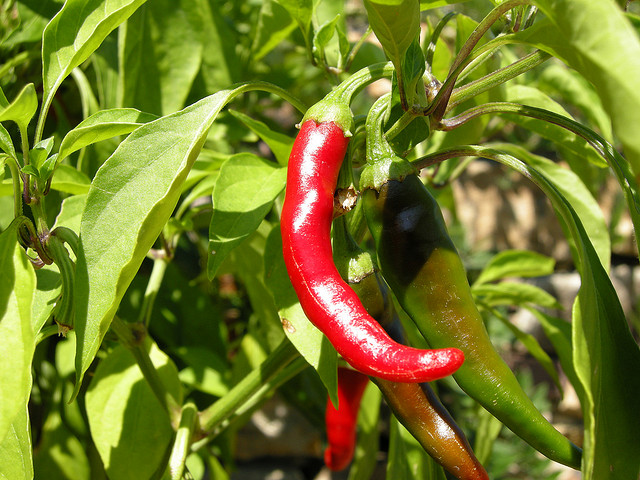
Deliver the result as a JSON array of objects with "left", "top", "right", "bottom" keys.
[
  {"left": 302, "top": 99, "right": 354, "bottom": 136},
  {"left": 360, "top": 93, "right": 417, "bottom": 191}
]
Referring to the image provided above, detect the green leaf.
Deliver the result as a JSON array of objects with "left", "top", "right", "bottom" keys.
[
  {"left": 53, "top": 194, "right": 86, "bottom": 234},
  {"left": 474, "top": 249, "right": 555, "bottom": 285},
  {"left": 86, "top": 341, "right": 181, "bottom": 480},
  {"left": 0, "top": 83, "right": 38, "bottom": 131},
  {"left": 538, "top": 63, "right": 613, "bottom": 143},
  {"left": 496, "top": 144, "right": 611, "bottom": 271},
  {"left": 348, "top": 382, "right": 382, "bottom": 480},
  {"left": 72, "top": 84, "right": 269, "bottom": 399},
  {"left": 207, "top": 153, "right": 286, "bottom": 278},
  {"left": 472, "top": 404, "right": 502, "bottom": 465},
  {"left": 529, "top": 308, "right": 583, "bottom": 403},
  {"left": 387, "top": 415, "right": 447, "bottom": 480},
  {"left": 199, "top": 0, "right": 240, "bottom": 91},
  {"left": 57, "top": 108, "right": 157, "bottom": 164},
  {"left": 473, "top": 282, "right": 561, "bottom": 309},
  {"left": 314, "top": 13, "right": 341, "bottom": 53},
  {"left": 173, "top": 346, "right": 229, "bottom": 397},
  {"left": 263, "top": 225, "right": 338, "bottom": 405},
  {"left": 0, "top": 124, "right": 16, "bottom": 159},
  {"left": 0, "top": 221, "right": 36, "bottom": 444},
  {"left": 41, "top": 0, "right": 148, "bottom": 137},
  {"left": 519, "top": 2, "right": 640, "bottom": 176},
  {"left": 228, "top": 110, "right": 294, "bottom": 166},
  {"left": 32, "top": 405, "right": 89, "bottom": 480},
  {"left": 488, "top": 147, "right": 640, "bottom": 480},
  {"left": 420, "top": 0, "right": 471, "bottom": 8},
  {"left": 120, "top": 0, "right": 204, "bottom": 115},
  {"left": 48, "top": 165, "right": 91, "bottom": 195},
  {"left": 251, "top": 0, "right": 298, "bottom": 61},
  {"left": 274, "top": 0, "right": 313, "bottom": 34},
  {"left": 0, "top": 405, "right": 33, "bottom": 480},
  {"left": 364, "top": 0, "right": 420, "bottom": 70}
]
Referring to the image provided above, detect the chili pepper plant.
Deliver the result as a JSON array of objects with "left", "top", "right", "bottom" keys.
[{"left": 1, "top": 0, "right": 640, "bottom": 479}]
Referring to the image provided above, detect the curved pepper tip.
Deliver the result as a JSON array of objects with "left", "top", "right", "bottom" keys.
[{"left": 324, "top": 446, "right": 353, "bottom": 472}]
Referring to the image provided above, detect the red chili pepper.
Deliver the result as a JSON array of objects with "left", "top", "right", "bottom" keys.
[
  {"left": 324, "top": 367, "right": 370, "bottom": 471},
  {"left": 280, "top": 114, "right": 464, "bottom": 382}
]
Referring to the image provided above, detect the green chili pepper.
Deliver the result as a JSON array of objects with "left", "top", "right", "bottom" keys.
[{"left": 360, "top": 95, "right": 582, "bottom": 469}]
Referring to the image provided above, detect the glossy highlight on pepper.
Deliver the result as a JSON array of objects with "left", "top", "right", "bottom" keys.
[{"left": 280, "top": 118, "right": 464, "bottom": 382}]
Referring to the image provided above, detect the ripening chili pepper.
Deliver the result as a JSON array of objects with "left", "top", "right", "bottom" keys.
[
  {"left": 324, "top": 366, "right": 370, "bottom": 471},
  {"left": 280, "top": 100, "right": 464, "bottom": 382},
  {"left": 362, "top": 175, "right": 582, "bottom": 468},
  {"left": 359, "top": 94, "right": 581, "bottom": 469},
  {"left": 332, "top": 215, "right": 489, "bottom": 480}
]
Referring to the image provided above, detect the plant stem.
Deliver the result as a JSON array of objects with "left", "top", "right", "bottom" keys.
[
  {"left": 448, "top": 50, "right": 551, "bottom": 111},
  {"left": 35, "top": 325, "right": 60, "bottom": 345},
  {"left": 198, "top": 338, "right": 299, "bottom": 433},
  {"left": 344, "top": 26, "right": 372, "bottom": 72},
  {"left": 138, "top": 257, "right": 169, "bottom": 327},
  {"left": 168, "top": 402, "right": 199, "bottom": 480},
  {"left": 385, "top": 111, "right": 417, "bottom": 142},
  {"left": 428, "top": 0, "right": 531, "bottom": 120},
  {"left": 194, "top": 355, "right": 308, "bottom": 448},
  {"left": 110, "top": 316, "right": 181, "bottom": 424}
]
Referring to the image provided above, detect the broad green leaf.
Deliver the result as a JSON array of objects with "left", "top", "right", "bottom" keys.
[
  {"left": 519, "top": 2, "right": 640, "bottom": 177},
  {"left": 274, "top": 0, "right": 313, "bottom": 34},
  {"left": 173, "top": 346, "right": 230, "bottom": 397},
  {"left": 348, "top": 382, "right": 382, "bottom": 480},
  {"left": 420, "top": 0, "right": 471, "bottom": 8},
  {"left": 228, "top": 110, "right": 294, "bottom": 166},
  {"left": 49, "top": 165, "right": 91, "bottom": 195},
  {"left": 496, "top": 144, "right": 611, "bottom": 270},
  {"left": 199, "top": 0, "right": 240, "bottom": 91},
  {"left": 208, "top": 154, "right": 286, "bottom": 278},
  {"left": 0, "top": 83, "right": 38, "bottom": 131},
  {"left": 58, "top": 108, "right": 157, "bottom": 164},
  {"left": 0, "top": 124, "right": 16, "bottom": 159},
  {"left": 315, "top": 14, "right": 340, "bottom": 48},
  {"left": 0, "top": 221, "right": 35, "bottom": 444},
  {"left": 474, "top": 250, "right": 555, "bottom": 285},
  {"left": 72, "top": 84, "right": 271, "bottom": 398},
  {"left": 487, "top": 147, "right": 640, "bottom": 480},
  {"left": 41, "top": 0, "right": 148, "bottom": 135},
  {"left": 263, "top": 225, "right": 338, "bottom": 405},
  {"left": 538, "top": 63, "right": 613, "bottom": 142},
  {"left": 473, "top": 282, "right": 561, "bottom": 309},
  {"left": 2, "top": 0, "right": 63, "bottom": 47},
  {"left": 32, "top": 405, "right": 89, "bottom": 480},
  {"left": 0, "top": 405, "right": 32, "bottom": 480},
  {"left": 86, "top": 341, "right": 181, "bottom": 480},
  {"left": 53, "top": 194, "right": 87, "bottom": 234},
  {"left": 364, "top": 0, "right": 420, "bottom": 71},
  {"left": 120, "top": 0, "right": 204, "bottom": 115},
  {"left": 252, "top": 0, "right": 298, "bottom": 61},
  {"left": 387, "top": 415, "right": 447, "bottom": 480}
]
